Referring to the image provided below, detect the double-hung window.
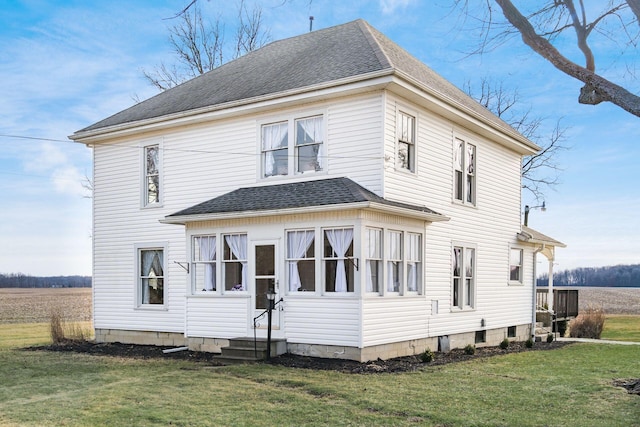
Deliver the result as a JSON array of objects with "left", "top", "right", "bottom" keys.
[
  {"left": 193, "top": 236, "right": 217, "bottom": 291},
  {"left": 453, "top": 245, "right": 475, "bottom": 309},
  {"left": 387, "top": 231, "right": 403, "bottom": 293},
  {"left": 144, "top": 144, "right": 161, "bottom": 206},
  {"left": 323, "top": 228, "right": 354, "bottom": 292},
  {"left": 509, "top": 248, "right": 524, "bottom": 283},
  {"left": 406, "top": 233, "right": 422, "bottom": 293},
  {"left": 454, "top": 138, "right": 476, "bottom": 205},
  {"left": 287, "top": 230, "right": 315, "bottom": 292},
  {"left": 261, "top": 115, "right": 324, "bottom": 178},
  {"left": 365, "top": 228, "right": 382, "bottom": 293},
  {"left": 398, "top": 112, "right": 415, "bottom": 171},
  {"left": 138, "top": 247, "right": 164, "bottom": 305},
  {"left": 223, "top": 234, "right": 247, "bottom": 291}
]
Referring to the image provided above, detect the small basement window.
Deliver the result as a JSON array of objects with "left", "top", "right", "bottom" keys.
[
  {"left": 507, "top": 326, "right": 517, "bottom": 338},
  {"left": 475, "top": 330, "right": 486, "bottom": 344}
]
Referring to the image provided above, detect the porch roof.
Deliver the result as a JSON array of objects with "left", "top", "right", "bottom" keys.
[
  {"left": 162, "top": 177, "right": 448, "bottom": 224},
  {"left": 517, "top": 225, "right": 566, "bottom": 248}
]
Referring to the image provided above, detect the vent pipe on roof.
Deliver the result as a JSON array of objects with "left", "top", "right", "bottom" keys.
[{"left": 309, "top": 16, "right": 314, "bottom": 32}]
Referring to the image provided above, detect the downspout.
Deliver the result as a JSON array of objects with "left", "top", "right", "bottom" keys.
[{"left": 531, "top": 245, "right": 544, "bottom": 339}]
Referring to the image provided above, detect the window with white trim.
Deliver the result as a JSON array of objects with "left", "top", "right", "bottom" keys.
[
  {"left": 144, "top": 144, "right": 161, "bottom": 206},
  {"left": 193, "top": 236, "right": 217, "bottom": 291},
  {"left": 406, "top": 233, "right": 422, "bottom": 293},
  {"left": 387, "top": 231, "right": 403, "bottom": 293},
  {"left": 287, "top": 230, "right": 315, "bottom": 292},
  {"left": 453, "top": 245, "right": 475, "bottom": 309},
  {"left": 323, "top": 228, "right": 354, "bottom": 292},
  {"left": 398, "top": 111, "right": 415, "bottom": 171},
  {"left": 509, "top": 248, "right": 523, "bottom": 283},
  {"left": 223, "top": 234, "right": 247, "bottom": 291},
  {"left": 365, "top": 228, "right": 382, "bottom": 293},
  {"left": 454, "top": 138, "right": 476, "bottom": 205},
  {"left": 261, "top": 115, "right": 324, "bottom": 178},
  {"left": 138, "top": 247, "right": 164, "bottom": 305}
]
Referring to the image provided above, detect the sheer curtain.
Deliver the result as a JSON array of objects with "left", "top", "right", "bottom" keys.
[
  {"left": 262, "top": 123, "right": 287, "bottom": 176},
  {"left": 325, "top": 228, "right": 353, "bottom": 292},
  {"left": 225, "top": 235, "right": 247, "bottom": 290},
  {"left": 296, "top": 117, "right": 323, "bottom": 170},
  {"left": 141, "top": 250, "right": 162, "bottom": 303},
  {"left": 287, "top": 230, "right": 315, "bottom": 291},
  {"left": 197, "top": 236, "right": 217, "bottom": 291},
  {"left": 387, "top": 233, "right": 400, "bottom": 292},
  {"left": 365, "top": 229, "right": 380, "bottom": 292},
  {"left": 407, "top": 234, "right": 419, "bottom": 292}
]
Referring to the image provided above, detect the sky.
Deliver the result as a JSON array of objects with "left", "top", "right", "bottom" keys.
[{"left": 0, "top": 0, "right": 638, "bottom": 276}]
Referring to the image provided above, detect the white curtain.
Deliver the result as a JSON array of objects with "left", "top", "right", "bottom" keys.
[
  {"left": 197, "top": 236, "right": 217, "bottom": 291},
  {"left": 225, "top": 234, "right": 247, "bottom": 290},
  {"left": 387, "top": 232, "right": 401, "bottom": 292},
  {"left": 297, "top": 117, "right": 323, "bottom": 170},
  {"left": 365, "top": 229, "right": 380, "bottom": 292},
  {"left": 325, "top": 228, "right": 353, "bottom": 292},
  {"left": 141, "top": 250, "right": 162, "bottom": 304},
  {"left": 262, "top": 123, "right": 287, "bottom": 176},
  {"left": 407, "top": 234, "right": 420, "bottom": 292},
  {"left": 287, "top": 230, "right": 315, "bottom": 291}
]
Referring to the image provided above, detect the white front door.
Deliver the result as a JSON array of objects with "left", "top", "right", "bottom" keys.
[{"left": 252, "top": 240, "right": 281, "bottom": 334}]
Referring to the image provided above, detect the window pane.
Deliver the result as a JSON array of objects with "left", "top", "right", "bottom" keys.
[
  {"left": 255, "top": 245, "right": 275, "bottom": 276},
  {"left": 146, "top": 146, "right": 158, "bottom": 175},
  {"left": 225, "top": 262, "right": 243, "bottom": 291},
  {"left": 140, "top": 249, "right": 163, "bottom": 305},
  {"left": 296, "top": 260, "right": 315, "bottom": 291},
  {"left": 255, "top": 278, "right": 273, "bottom": 309},
  {"left": 465, "top": 248, "right": 474, "bottom": 278},
  {"left": 295, "top": 116, "right": 323, "bottom": 146},
  {"left": 296, "top": 143, "right": 321, "bottom": 172},
  {"left": 262, "top": 122, "right": 288, "bottom": 177}
]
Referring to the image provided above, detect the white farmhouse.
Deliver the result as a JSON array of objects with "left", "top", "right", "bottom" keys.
[{"left": 71, "top": 20, "right": 564, "bottom": 361}]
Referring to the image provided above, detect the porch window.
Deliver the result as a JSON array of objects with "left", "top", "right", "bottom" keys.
[
  {"left": 323, "top": 228, "right": 354, "bottom": 292},
  {"left": 223, "top": 234, "right": 247, "bottom": 291},
  {"left": 365, "top": 228, "right": 382, "bottom": 293},
  {"left": 387, "top": 231, "right": 402, "bottom": 293},
  {"left": 510, "top": 248, "right": 523, "bottom": 283},
  {"left": 193, "top": 236, "right": 216, "bottom": 291},
  {"left": 295, "top": 116, "right": 323, "bottom": 173},
  {"left": 144, "top": 144, "right": 160, "bottom": 206},
  {"left": 454, "top": 138, "right": 476, "bottom": 205},
  {"left": 453, "top": 245, "right": 475, "bottom": 309},
  {"left": 407, "top": 233, "right": 421, "bottom": 293},
  {"left": 287, "top": 230, "right": 315, "bottom": 292},
  {"left": 261, "top": 122, "right": 288, "bottom": 177},
  {"left": 139, "top": 248, "right": 164, "bottom": 305},
  {"left": 398, "top": 111, "right": 415, "bottom": 171}
]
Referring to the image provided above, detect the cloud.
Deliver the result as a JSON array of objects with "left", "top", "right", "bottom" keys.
[{"left": 379, "top": 0, "right": 414, "bottom": 14}]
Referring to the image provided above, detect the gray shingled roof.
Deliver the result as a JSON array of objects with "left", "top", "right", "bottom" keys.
[
  {"left": 75, "top": 19, "right": 524, "bottom": 143},
  {"left": 165, "top": 177, "right": 443, "bottom": 220}
]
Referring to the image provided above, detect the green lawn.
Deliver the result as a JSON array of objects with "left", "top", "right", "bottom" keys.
[
  {"left": 601, "top": 315, "right": 640, "bottom": 342},
  {"left": 1, "top": 325, "right": 639, "bottom": 426}
]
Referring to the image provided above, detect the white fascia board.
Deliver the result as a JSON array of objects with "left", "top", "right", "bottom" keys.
[
  {"left": 70, "top": 71, "right": 395, "bottom": 145},
  {"left": 160, "top": 201, "right": 448, "bottom": 225},
  {"left": 389, "top": 72, "right": 540, "bottom": 156}
]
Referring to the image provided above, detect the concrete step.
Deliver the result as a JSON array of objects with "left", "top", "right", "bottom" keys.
[{"left": 219, "top": 337, "right": 287, "bottom": 362}]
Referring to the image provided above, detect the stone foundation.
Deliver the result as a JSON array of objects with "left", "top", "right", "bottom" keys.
[{"left": 94, "top": 323, "right": 532, "bottom": 362}]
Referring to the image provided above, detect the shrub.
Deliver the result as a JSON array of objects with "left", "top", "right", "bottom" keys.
[
  {"left": 420, "top": 348, "right": 434, "bottom": 363},
  {"left": 499, "top": 338, "right": 510, "bottom": 350},
  {"left": 569, "top": 306, "right": 606, "bottom": 339},
  {"left": 525, "top": 338, "right": 534, "bottom": 348},
  {"left": 464, "top": 344, "right": 476, "bottom": 355},
  {"left": 546, "top": 333, "right": 554, "bottom": 343},
  {"left": 50, "top": 308, "right": 90, "bottom": 344}
]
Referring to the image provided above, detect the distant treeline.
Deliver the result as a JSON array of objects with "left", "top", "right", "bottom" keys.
[
  {"left": 538, "top": 264, "right": 640, "bottom": 288},
  {"left": 0, "top": 273, "right": 91, "bottom": 288}
]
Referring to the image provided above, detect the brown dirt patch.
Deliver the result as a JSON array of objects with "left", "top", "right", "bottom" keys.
[{"left": 29, "top": 339, "right": 572, "bottom": 374}]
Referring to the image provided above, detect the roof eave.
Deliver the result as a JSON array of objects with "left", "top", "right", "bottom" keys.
[
  {"left": 70, "top": 70, "right": 395, "bottom": 144},
  {"left": 517, "top": 231, "right": 567, "bottom": 248},
  {"left": 160, "top": 201, "right": 449, "bottom": 225}
]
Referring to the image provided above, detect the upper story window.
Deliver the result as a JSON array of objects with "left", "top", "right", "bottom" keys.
[
  {"left": 261, "top": 115, "right": 324, "bottom": 178},
  {"left": 144, "top": 144, "right": 161, "bottom": 206},
  {"left": 454, "top": 138, "right": 476, "bottom": 205},
  {"left": 138, "top": 247, "right": 164, "bottom": 306},
  {"left": 509, "top": 248, "right": 523, "bottom": 283},
  {"left": 397, "top": 112, "right": 415, "bottom": 172},
  {"left": 453, "top": 245, "right": 475, "bottom": 309}
]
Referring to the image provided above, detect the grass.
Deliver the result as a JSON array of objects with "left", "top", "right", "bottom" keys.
[
  {"left": 0, "top": 327, "right": 639, "bottom": 426},
  {"left": 601, "top": 315, "right": 640, "bottom": 342}
]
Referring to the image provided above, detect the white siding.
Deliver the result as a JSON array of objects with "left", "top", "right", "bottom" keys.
[{"left": 284, "top": 297, "right": 360, "bottom": 346}]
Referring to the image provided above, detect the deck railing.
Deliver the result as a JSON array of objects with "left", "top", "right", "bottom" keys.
[{"left": 536, "top": 288, "right": 579, "bottom": 318}]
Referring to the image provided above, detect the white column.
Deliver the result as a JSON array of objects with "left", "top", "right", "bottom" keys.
[{"left": 548, "top": 258, "right": 554, "bottom": 313}]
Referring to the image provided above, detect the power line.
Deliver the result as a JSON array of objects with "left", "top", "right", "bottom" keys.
[{"left": 0, "top": 134, "right": 71, "bottom": 144}]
